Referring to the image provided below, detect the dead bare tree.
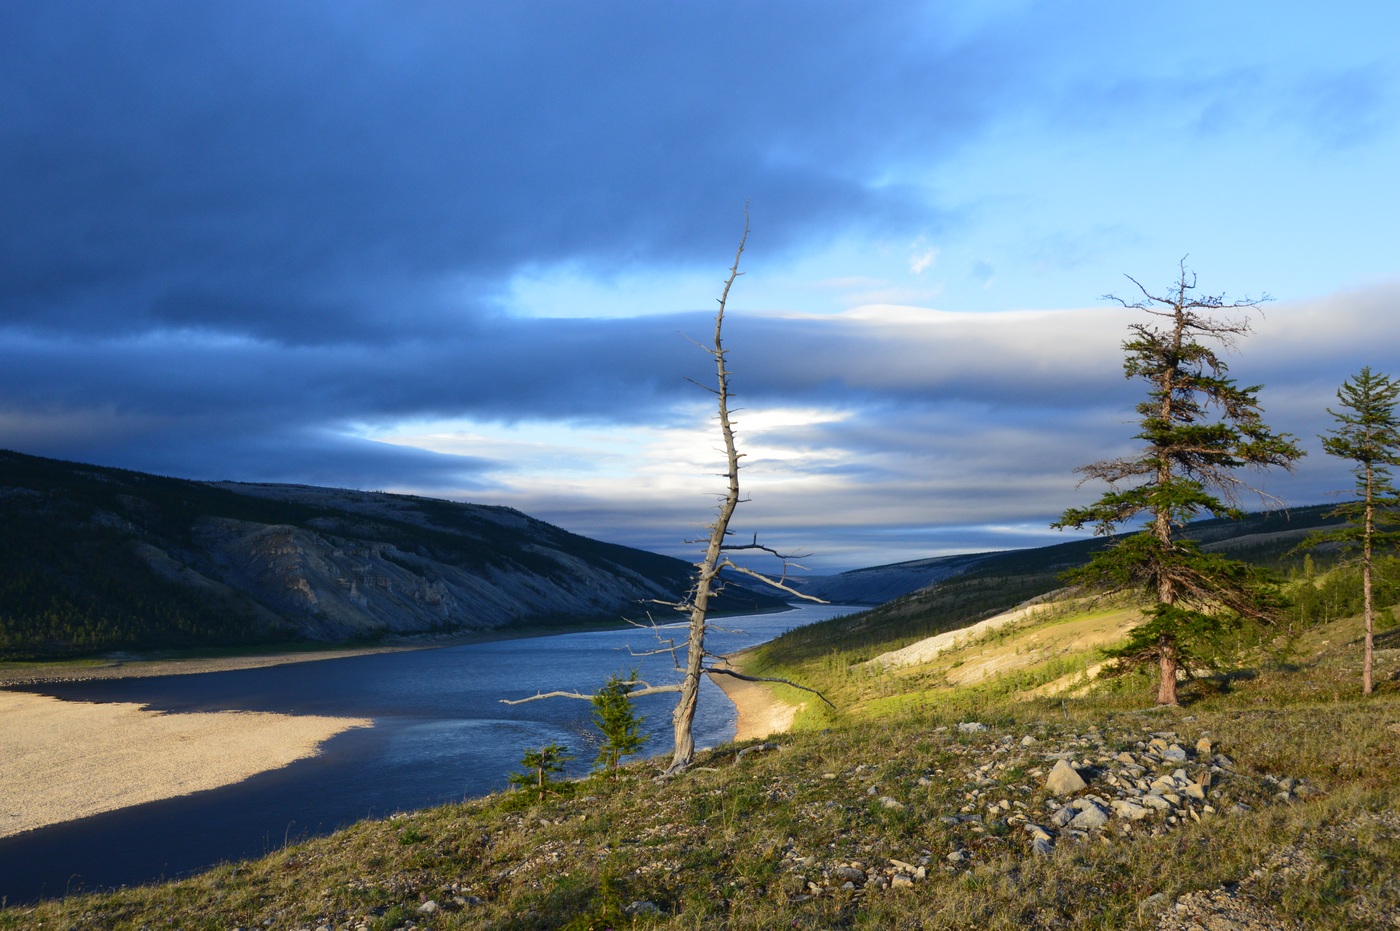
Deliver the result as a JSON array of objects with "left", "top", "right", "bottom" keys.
[{"left": 502, "top": 211, "right": 830, "bottom": 776}]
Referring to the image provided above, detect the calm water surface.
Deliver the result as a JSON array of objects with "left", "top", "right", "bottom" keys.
[{"left": 0, "top": 604, "right": 850, "bottom": 902}]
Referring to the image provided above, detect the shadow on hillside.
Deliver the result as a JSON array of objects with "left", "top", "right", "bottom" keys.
[{"left": 1195, "top": 667, "right": 1260, "bottom": 698}]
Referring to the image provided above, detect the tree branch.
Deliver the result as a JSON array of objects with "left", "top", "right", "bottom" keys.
[
  {"left": 704, "top": 665, "right": 836, "bottom": 709},
  {"left": 500, "top": 683, "right": 683, "bottom": 705}
]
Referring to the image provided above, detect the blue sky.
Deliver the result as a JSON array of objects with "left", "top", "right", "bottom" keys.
[{"left": 2, "top": 2, "right": 1398, "bottom": 571}]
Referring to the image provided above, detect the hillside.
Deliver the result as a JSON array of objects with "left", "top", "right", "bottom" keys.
[
  {"left": 0, "top": 449, "right": 784, "bottom": 658},
  {"left": 4, "top": 602, "right": 1398, "bottom": 929},
  {"left": 795, "top": 504, "right": 1350, "bottom": 606},
  {"left": 3, "top": 492, "right": 1399, "bottom": 926}
]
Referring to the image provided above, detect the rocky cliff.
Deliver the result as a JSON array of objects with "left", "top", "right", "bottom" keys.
[{"left": 0, "top": 449, "right": 783, "bottom": 655}]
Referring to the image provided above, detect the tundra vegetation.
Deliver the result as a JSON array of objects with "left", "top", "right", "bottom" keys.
[{"left": 6, "top": 573, "right": 1397, "bottom": 930}]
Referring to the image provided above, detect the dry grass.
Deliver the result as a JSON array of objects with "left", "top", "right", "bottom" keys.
[{"left": 5, "top": 609, "right": 1400, "bottom": 930}]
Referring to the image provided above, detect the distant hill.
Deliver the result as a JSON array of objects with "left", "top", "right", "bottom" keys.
[
  {"left": 0, "top": 449, "right": 784, "bottom": 658},
  {"left": 794, "top": 504, "right": 1348, "bottom": 606}
]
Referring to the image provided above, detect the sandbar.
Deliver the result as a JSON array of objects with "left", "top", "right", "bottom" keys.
[
  {"left": 0, "top": 691, "right": 371, "bottom": 838},
  {"left": 708, "top": 654, "right": 802, "bottom": 741}
]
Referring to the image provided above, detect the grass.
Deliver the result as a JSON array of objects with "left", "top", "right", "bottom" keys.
[{"left": 4, "top": 601, "right": 1400, "bottom": 929}]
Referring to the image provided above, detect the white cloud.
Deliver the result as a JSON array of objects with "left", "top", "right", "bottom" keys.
[{"left": 909, "top": 245, "right": 940, "bottom": 274}]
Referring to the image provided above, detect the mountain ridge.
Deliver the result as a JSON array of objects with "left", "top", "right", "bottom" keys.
[{"left": 0, "top": 449, "right": 784, "bottom": 657}]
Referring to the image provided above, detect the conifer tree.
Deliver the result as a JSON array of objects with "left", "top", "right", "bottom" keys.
[
  {"left": 508, "top": 743, "right": 571, "bottom": 801},
  {"left": 1054, "top": 263, "right": 1303, "bottom": 705},
  {"left": 1302, "top": 367, "right": 1400, "bottom": 695},
  {"left": 592, "top": 670, "right": 647, "bottom": 779}
]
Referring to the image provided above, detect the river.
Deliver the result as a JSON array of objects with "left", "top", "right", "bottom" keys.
[{"left": 0, "top": 603, "right": 850, "bottom": 903}]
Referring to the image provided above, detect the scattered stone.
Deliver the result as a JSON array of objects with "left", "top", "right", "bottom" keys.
[
  {"left": 1068, "top": 803, "right": 1110, "bottom": 831},
  {"left": 833, "top": 866, "right": 866, "bottom": 883},
  {"left": 1046, "top": 759, "right": 1088, "bottom": 796},
  {"left": 957, "top": 722, "right": 989, "bottom": 733},
  {"left": 1111, "top": 799, "right": 1152, "bottom": 821},
  {"left": 624, "top": 901, "right": 662, "bottom": 916},
  {"left": 417, "top": 900, "right": 440, "bottom": 915}
]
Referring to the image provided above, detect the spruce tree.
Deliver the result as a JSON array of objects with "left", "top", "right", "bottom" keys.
[
  {"left": 1054, "top": 263, "right": 1303, "bottom": 705},
  {"left": 1303, "top": 367, "right": 1400, "bottom": 694},
  {"left": 592, "top": 670, "right": 646, "bottom": 779},
  {"left": 508, "top": 743, "right": 571, "bottom": 801}
]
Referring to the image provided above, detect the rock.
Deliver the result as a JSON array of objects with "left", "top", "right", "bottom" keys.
[
  {"left": 891, "top": 874, "right": 915, "bottom": 888},
  {"left": 947, "top": 850, "right": 968, "bottom": 864},
  {"left": 1141, "top": 794, "right": 1173, "bottom": 811},
  {"left": 880, "top": 796, "right": 905, "bottom": 810},
  {"left": 1183, "top": 783, "right": 1206, "bottom": 801},
  {"left": 1162, "top": 744, "right": 1189, "bottom": 763},
  {"left": 417, "top": 900, "right": 441, "bottom": 915},
  {"left": 958, "top": 722, "right": 988, "bottom": 733},
  {"left": 1051, "top": 805, "right": 1077, "bottom": 827},
  {"left": 1032, "top": 836, "right": 1055, "bottom": 856},
  {"left": 624, "top": 901, "right": 662, "bottom": 916},
  {"left": 1196, "top": 737, "right": 1213, "bottom": 756},
  {"left": 1111, "top": 800, "right": 1153, "bottom": 821},
  {"left": 1046, "top": 759, "right": 1088, "bottom": 796},
  {"left": 1020, "top": 735, "right": 1038, "bottom": 746},
  {"left": 1068, "top": 804, "right": 1110, "bottom": 830},
  {"left": 833, "top": 866, "right": 866, "bottom": 883}
]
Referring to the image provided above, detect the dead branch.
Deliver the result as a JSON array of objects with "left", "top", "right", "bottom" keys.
[
  {"left": 704, "top": 665, "right": 837, "bottom": 709},
  {"left": 500, "top": 682, "right": 682, "bottom": 705},
  {"left": 718, "top": 558, "right": 828, "bottom": 604}
]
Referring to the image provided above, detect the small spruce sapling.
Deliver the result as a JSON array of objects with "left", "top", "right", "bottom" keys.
[
  {"left": 509, "top": 743, "right": 572, "bottom": 801},
  {"left": 592, "top": 670, "right": 647, "bottom": 780}
]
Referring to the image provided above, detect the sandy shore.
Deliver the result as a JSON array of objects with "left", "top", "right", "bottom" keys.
[
  {"left": 0, "top": 691, "right": 371, "bottom": 838},
  {"left": 708, "top": 653, "right": 803, "bottom": 741},
  {"left": 0, "top": 644, "right": 421, "bottom": 688}
]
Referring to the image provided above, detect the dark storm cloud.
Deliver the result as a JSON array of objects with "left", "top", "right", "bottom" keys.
[
  {"left": 0, "top": 1, "right": 1025, "bottom": 346},
  {"left": 2, "top": 2, "right": 1395, "bottom": 566}
]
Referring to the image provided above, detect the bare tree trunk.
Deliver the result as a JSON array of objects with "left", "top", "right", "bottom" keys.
[
  {"left": 1363, "top": 469, "right": 1375, "bottom": 696},
  {"left": 1157, "top": 637, "right": 1179, "bottom": 706},
  {"left": 665, "top": 220, "right": 747, "bottom": 776}
]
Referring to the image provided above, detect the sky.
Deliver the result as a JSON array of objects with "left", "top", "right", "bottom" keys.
[{"left": 2, "top": 1, "right": 1398, "bottom": 573}]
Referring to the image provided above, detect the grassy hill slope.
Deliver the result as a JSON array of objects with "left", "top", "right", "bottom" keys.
[{"left": 4, "top": 607, "right": 1398, "bottom": 929}]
